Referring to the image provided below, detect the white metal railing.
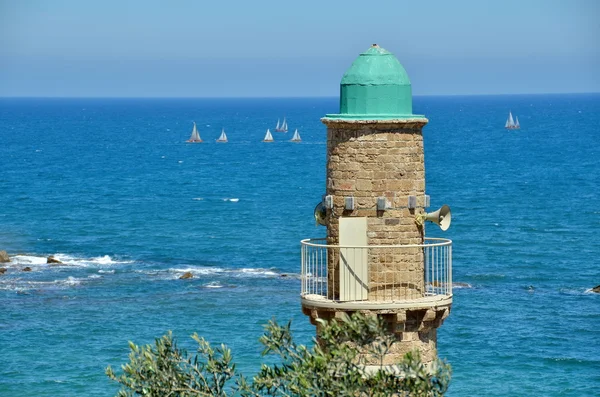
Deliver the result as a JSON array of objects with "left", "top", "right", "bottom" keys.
[{"left": 301, "top": 238, "right": 452, "bottom": 303}]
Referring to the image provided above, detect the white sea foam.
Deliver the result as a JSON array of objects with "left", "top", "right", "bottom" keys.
[
  {"left": 88, "top": 275, "right": 102, "bottom": 279},
  {"left": 11, "top": 255, "right": 47, "bottom": 265},
  {"left": 170, "top": 267, "right": 226, "bottom": 276},
  {"left": 237, "top": 268, "right": 279, "bottom": 277},
  {"left": 202, "top": 282, "right": 224, "bottom": 288},
  {"left": 452, "top": 282, "right": 472, "bottom": 289},
  {"left": 307, "top": 276, "right": 327, "bottom": 283},
  {"left": 0, "top": 276, "right": 85, "bottom": 292},
  {"left": 69, "top": 254, "right": 133, "bottom": 267},
  {"left": 136, "top": 266, "right": 283, "bottom": 281},
  {"left": 58, "top": 276, "right": 82, "bottom": 287},
  {"left": 229, "top": 198, "right": 239, "bottom": 202},
  {"left": 91, "top": 255, "right": 114, "bottom": 265},
  {"left": 98, "top": 269, "right": 115, "bottom": 274},
  {"left": 192, "top": 197, "right": 204, "bottom": 201},
  {"left": 9, "top": 253, "right": 132, "bottom": 269}
]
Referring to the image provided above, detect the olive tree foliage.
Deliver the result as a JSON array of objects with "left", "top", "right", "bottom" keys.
[{"left": 106, "top": 313, "right": 451, "bottom": 397}]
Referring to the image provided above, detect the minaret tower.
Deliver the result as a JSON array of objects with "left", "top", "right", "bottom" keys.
[{"left": 300, "top": 44, "right": 453, "bottom": 367}]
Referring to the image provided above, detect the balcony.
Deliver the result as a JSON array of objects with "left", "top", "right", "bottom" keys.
[{"left": 300, "top": 237, "right": 452, "bottom": 311}]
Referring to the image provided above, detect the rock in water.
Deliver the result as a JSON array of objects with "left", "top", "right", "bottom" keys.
[
  {"left": 0, "top": 267, "right": 7, "bottom": 275},
  {"left": 592, "top": 285, "right": 600, "bottom": 294},
  {"left": 179, "top": 272, "right": 193, "bottom": 279},
  {"left": 22, "top": 267, "right": 32, "bottom": 272},
  {"left": 0, "top": 250, "right": 9, "bottom": 263},
  {"left": 47, "top": 256, "right": 63, "bottom": 264}
]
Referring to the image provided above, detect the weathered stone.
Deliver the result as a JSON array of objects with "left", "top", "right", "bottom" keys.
[
  {"left": 179, "top": 272, "right": 193, "bottom": 279},
  {"left": 0, "top": 267, "right": 7, "bottom": 274},
  {"left": 591, "top": 285, "right": 600, "bottom": 293},
  {"left": 22, "top": 267, "right": 32, "bottom": 272},
  {"left": 0, "top": 250, "right": 9, "bottom": 263},
  {"left": 47, "top": 256, "right": 62, "bottom": 264}
]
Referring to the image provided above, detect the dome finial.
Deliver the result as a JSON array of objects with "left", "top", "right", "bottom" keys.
[{"left": 372, "top": 43, "right": 379, "bottom": 47}]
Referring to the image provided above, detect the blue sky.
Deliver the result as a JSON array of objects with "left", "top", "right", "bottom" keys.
[{"left": 1, "top": 0, "right": 598, "bottom": 97}]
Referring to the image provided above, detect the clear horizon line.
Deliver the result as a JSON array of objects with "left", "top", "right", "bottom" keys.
[{"left": 0, "top": 92, "right": 598, "bottom": 100}]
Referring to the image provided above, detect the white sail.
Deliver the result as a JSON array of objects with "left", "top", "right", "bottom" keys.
[
  {"left": 187, "top": 122, "right": 202, "bottom": 142},
  {"left": 263, "top": 128, "right": 274, "bottom": 142},
  {"left": 216, "top": 128, "right": 228, "bottom": 142},
  {"left": 281, "top": 117, "right": 288, "bottom": 132},
  {"left": 505, "top": 112, "right": 515, "bottom": 129},
  {"left": 290, "top": 129, "right": 301, "bottom": 142},
  {"left": 275, "top": 119, "right": 280, "bottom": 130},
  {"left": 515, "top": 117, "right": 520, "bottom": 129}
]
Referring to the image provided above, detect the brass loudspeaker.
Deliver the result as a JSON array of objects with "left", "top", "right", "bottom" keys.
[
  {"left": 416, "top": 204, "right": 451, "bottom": 231},
  {"left": 314, "top": 202, "right": 327, "bottom": 226}
]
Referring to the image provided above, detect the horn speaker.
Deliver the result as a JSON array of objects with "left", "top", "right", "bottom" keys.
[
  {"left": 314, "top": 202, "right": 327, "bottom": 226},
  {"left": 416, "top": 204, "right": 451, "bottom": 231}
]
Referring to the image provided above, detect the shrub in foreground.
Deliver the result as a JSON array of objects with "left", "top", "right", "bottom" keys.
[{"left": 106, "top": 313, "right": 451, "bottom": 396}]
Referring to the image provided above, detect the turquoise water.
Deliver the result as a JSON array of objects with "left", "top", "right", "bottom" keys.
[{"left": 1, "top": 95, "right": 599, "bottom": 396}]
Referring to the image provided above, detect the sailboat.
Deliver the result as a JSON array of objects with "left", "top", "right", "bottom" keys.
[
  {"left": 505, "top": 111, "right": 520, "bottom": 130},
  {"left": 275, "top": 117, "right": 288, "bottom": 132},
  {"left": 216, "top": 128, "right": 228, "bottom": 143},
  {"left": 186, "top": 121, "right": 202, "bottom": 142},
  {"left": 290, "top": 128, "right": 301, "bottom": 142},
  {"left": 263, "top": 128, "right": 274, "bottom": 142}
]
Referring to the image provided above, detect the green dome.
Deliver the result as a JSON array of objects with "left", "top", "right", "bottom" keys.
[{"left": 327, "top": 44, "right": 419, "bottom": 120}]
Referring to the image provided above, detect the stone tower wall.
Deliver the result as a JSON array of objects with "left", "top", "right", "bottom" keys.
[{"left": 323, "top": 119, "right": 428, "bottom": 300}]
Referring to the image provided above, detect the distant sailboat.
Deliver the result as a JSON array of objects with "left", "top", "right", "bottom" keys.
[
  {"left": 275, "top": 117, "right": 288, "bottom": 132},
  {"left": 216, "top": 128, "right": 228, "bottom": 143},
  {"left": 290, "top": 128, "right": 301, "bottom": 142},
  {"left": 505, "top": 111, "right": 520, "bottom": 130},
  {"left": 263, "top": 128, "right": 274, "bottom": 142},
  {"left": 186, "top": 122, "right": 202, "bottom": 142}
]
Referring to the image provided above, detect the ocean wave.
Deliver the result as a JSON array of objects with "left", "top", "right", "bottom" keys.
[
  {"left": 452, "top": 282, "right": 472, "bottom": 289},
  {"left": 169, "top": 266, "right": 227, "bottom": 276},
  {"left": 237, "top": 268, "right": 279, "bottom": 277},
  {"left": 0, "top": 276, "right": 85, "bottom": 292},
  {"left": 61, "top": 276, "right": 83, "bottom": 286},
  {"left": 8, "top": 253, "right": 132, "bottom": 268},
  {"left": 305, "top": 273, "right": 326, "bottom": 282},
  {"left": 202, "top": 281, "right": 224, "bottom": 288},
  {"left": 133, "top": 266, "right": 282, "bottom": 281},
  {"left": 65, "top": 254, "right": 133, "bottom": 267},
  {"left": 572, "top": 288, "right": 600, "bottom": 296},
  {"left": 11, "top": 255, "right": 47, "bottom": 265}
]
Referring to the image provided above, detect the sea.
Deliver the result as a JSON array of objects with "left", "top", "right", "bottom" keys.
[{"left": 0, "top": 94, "right": 599, "bottom": 396}]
